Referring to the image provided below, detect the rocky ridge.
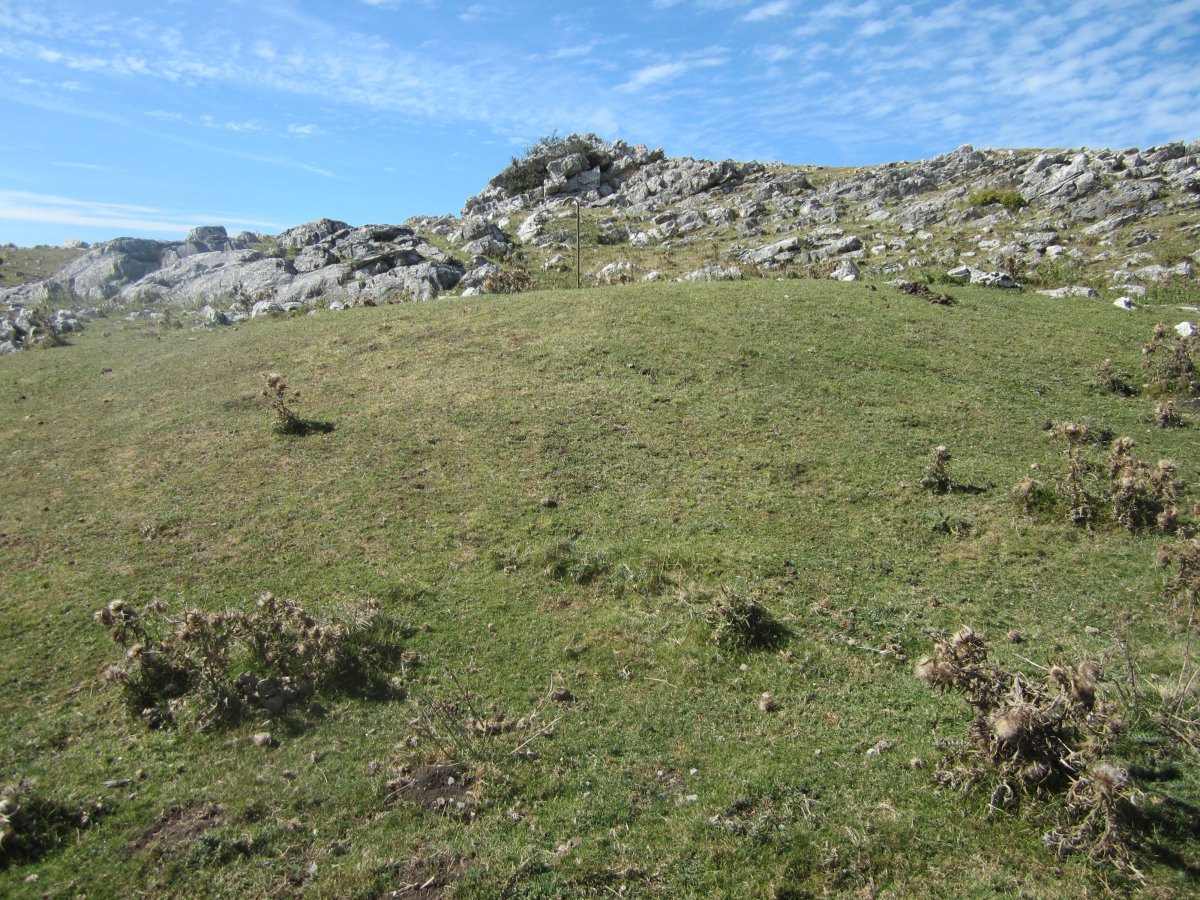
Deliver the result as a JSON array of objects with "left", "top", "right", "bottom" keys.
[{"left": 3, "top": 135, "right": 1199, "bottom": 352}]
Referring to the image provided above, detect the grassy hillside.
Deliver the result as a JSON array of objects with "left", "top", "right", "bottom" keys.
[
  {"left": 0, "top": 246, "right": 85, "bottom": 289},
  {"left": 1, "top": 279, "right": 1197, "bottom": 897}
]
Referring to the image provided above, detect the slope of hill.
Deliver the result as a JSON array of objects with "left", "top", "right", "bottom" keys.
[
  {"left": 2, "top": 136, "right": 1198, "bottom": 354},
  {"left": 1, "top": 277, "right": 1197, "bottom": 895}
]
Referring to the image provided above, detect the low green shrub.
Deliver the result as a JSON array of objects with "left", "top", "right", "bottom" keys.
[
  {"left": 680, "top": 584, "right": 785, "bottom": 650},
  {"left": 492, "top": 132, "right": 611, "bottom": 199},
  {"left": 968, "top": 189, "right": 1029, "bottom": 215}
]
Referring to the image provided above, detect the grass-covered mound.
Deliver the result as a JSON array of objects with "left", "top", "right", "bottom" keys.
[{"left": 1, "top": 279, "right": 1197, "bottom": 896}]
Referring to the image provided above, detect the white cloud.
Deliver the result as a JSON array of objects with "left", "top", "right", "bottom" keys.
[
  {"left": 0, "top": 190, "right": 285, "bottom": 234},
  {"left": 756, "top": 44, "right": 795, "bottom": 63},
  {"left": 458, "top": 4, "right": 489, "bottom": 22},
  {"left": 618, "top": 54, "right": 727, "bottom": 92},
  {"left": 287, "top": 123, "right": 322, "bottom": 136},
  {"left": 49, "top": 161, "right": 112, "bottom": 171},
  {"left": 742, "top": 1, "right": 790, "bottom": 22}
]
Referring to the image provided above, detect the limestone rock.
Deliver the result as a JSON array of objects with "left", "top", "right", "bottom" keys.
[
  {"left": 1036, "top": 286, "right": 1097, "bottom": 298},
  {"left": 831, "top": 259, "right": 860, "bottom": 281},
  {"left": 679, "top": 265, "right": 741, "bottom": 282}
]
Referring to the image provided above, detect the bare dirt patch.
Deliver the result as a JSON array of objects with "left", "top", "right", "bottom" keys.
[
  {"left": 392, "top": 764, "right": 475, "bottom": 818},
  {"left": 127, "top": 802, "right": 226, "bottom": 856}
]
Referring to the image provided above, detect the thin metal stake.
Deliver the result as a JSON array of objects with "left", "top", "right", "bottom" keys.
[{"left": 571, "top": 197, "right": 581, "bottom": 289}]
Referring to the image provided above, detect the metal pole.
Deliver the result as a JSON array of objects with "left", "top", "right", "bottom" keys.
[{"left": 573, "top": 198, "right": 581, "bottom": 290}]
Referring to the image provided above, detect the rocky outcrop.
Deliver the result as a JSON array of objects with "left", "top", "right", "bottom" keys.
[
  {"left": 0, "top": 222, "right": 468, "bottom": 343},
  {"left": 3, "top": 135, "right": 1199, "bottom": 353}
]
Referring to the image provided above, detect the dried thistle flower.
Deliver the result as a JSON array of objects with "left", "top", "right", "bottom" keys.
[
  {"left": 921, "top": 445, "right": 952, "bottom": 494},
  {"left": 261, "top": 372, "right": 303, "bottom": 434}
]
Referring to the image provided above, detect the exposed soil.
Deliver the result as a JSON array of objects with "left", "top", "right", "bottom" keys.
[
  {"left": 127, "top": 801, "right": 226, "bottom": 856},
  {"left": 895, "top": 280, "right": 955, "bottom": 304},
  {"left": 395, "top": 764, "right": 473, "bottom": 817},
  {"left": 379, "top": 851, "right": 465, "bottom": 898}
]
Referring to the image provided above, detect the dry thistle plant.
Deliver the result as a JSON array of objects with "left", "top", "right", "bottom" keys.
[
  {"left": 1055, "top": 422, "right": 1099, "bottom": 527},
  {"left": 1095, "top": 358, "right": 1135, "bottom": 396},
  {"left": 261, "top": 372, "right": 303, "bottom": 434},
  {"left": 1012, "top": 472, "right": 1055, "bottom": 517},
  {"left": 1154, "top": 400, "right": 1181, "bottom": 428},
  {"left": 915, "top": 627, "right": 1141, "bottom": 870},
  {"left": 482, "top": 267, "right": 533, "bottom": 295},
  {"left": 1106, "top": 438, "right": 1183, "bottom": 533},
  {"left": 1142, "top": 324, "right": 1198, "bottom": 398},
  {"left": 1154, "top": 539, "right": 1200, "bottom": 732},
  {"left": 95, "top": 593, "right": 399, "bottom": 729},
  {"left": 921, "top": 444, "right": 952, "bottom": 494}
]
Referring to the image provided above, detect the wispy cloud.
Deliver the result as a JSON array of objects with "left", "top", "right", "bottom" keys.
[
  {"left": 742, "top": 1, "right": 790, "bottom": 23},
  {"left": 458, "top": 4, "right": 490, "bottom": 23},
  {"left": 49, "top": 161, "right": 114, "bottom": 172},
  {"left": 0, "top": 190, "right": 285, "bottom": 234},
  {"left": 618, "top": 54, "right": 727, "bottom": 92}
]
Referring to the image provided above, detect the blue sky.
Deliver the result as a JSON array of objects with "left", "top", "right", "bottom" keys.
[{"left": 1, "top": 0, "right": 1198, "bottom": 246}]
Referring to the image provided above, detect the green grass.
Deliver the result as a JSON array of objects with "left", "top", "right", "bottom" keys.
[
  {"left": 0, "top": 246, "right": 85, "bottom": 289},
  {"left": 1, "top": 279, "right": 1197, "bottom": 896}
]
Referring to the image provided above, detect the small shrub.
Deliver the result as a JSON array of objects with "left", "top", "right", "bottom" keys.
[
  {"left": 921, "top": 445, "right": 952, "bottom": 494},
  {"left": 1013, "top": 475, "right": 1055, "bottom": 517},
  {"left": 482, "top": 267, "right": 534, "bottom": 295},
  {"left": 95, "top": 594, "right": 402, "bottom": 729},
  {"left": 968, "top": 189, "right": 1029, "bottom": 215},
  {"left": 492, "top": 132, "right": 611, "bottom": 199},
  {"left": 681, "top": 584, "right": 785, "bottom": 650},
  {"left": 26, "top": 307, "right": 67, "bottom": 348}
]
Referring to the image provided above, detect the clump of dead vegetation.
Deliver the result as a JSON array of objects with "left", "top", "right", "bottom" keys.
[
  {"left": 1155, "top": 538, "right": 1200, "bottom": 743},
  {"left": 95, "top": 593, "right": 403, "bottom": 729},
  {"left": 261, "top": 372, "right": 302, "bottom": 434},
  {"left": 1016, "top": 423, "right": 1186, "bottom": 532},
  {"left": 388, "top": 670, "right": 573, "bottom": 821},
  {"left": 921, "top": 444, "right": 953, "bottom": 494},
  {"left": 680, "top": 584, "right": 786, "bottom": 650},
  {"left": 483, "top": 267, "right": 534, "bottom": 295},
  {"left": 0, "top": 779, "right": 102, "bottom": 866},
  {"left": 1142, "top": 323, "right": 1198, "bottom": 399},
  {"left": 915, "top": 627, "right": 1142, "bottom": 869},
  {"left": 895, "top": 280, "right": 954, "bottom": 305}
]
